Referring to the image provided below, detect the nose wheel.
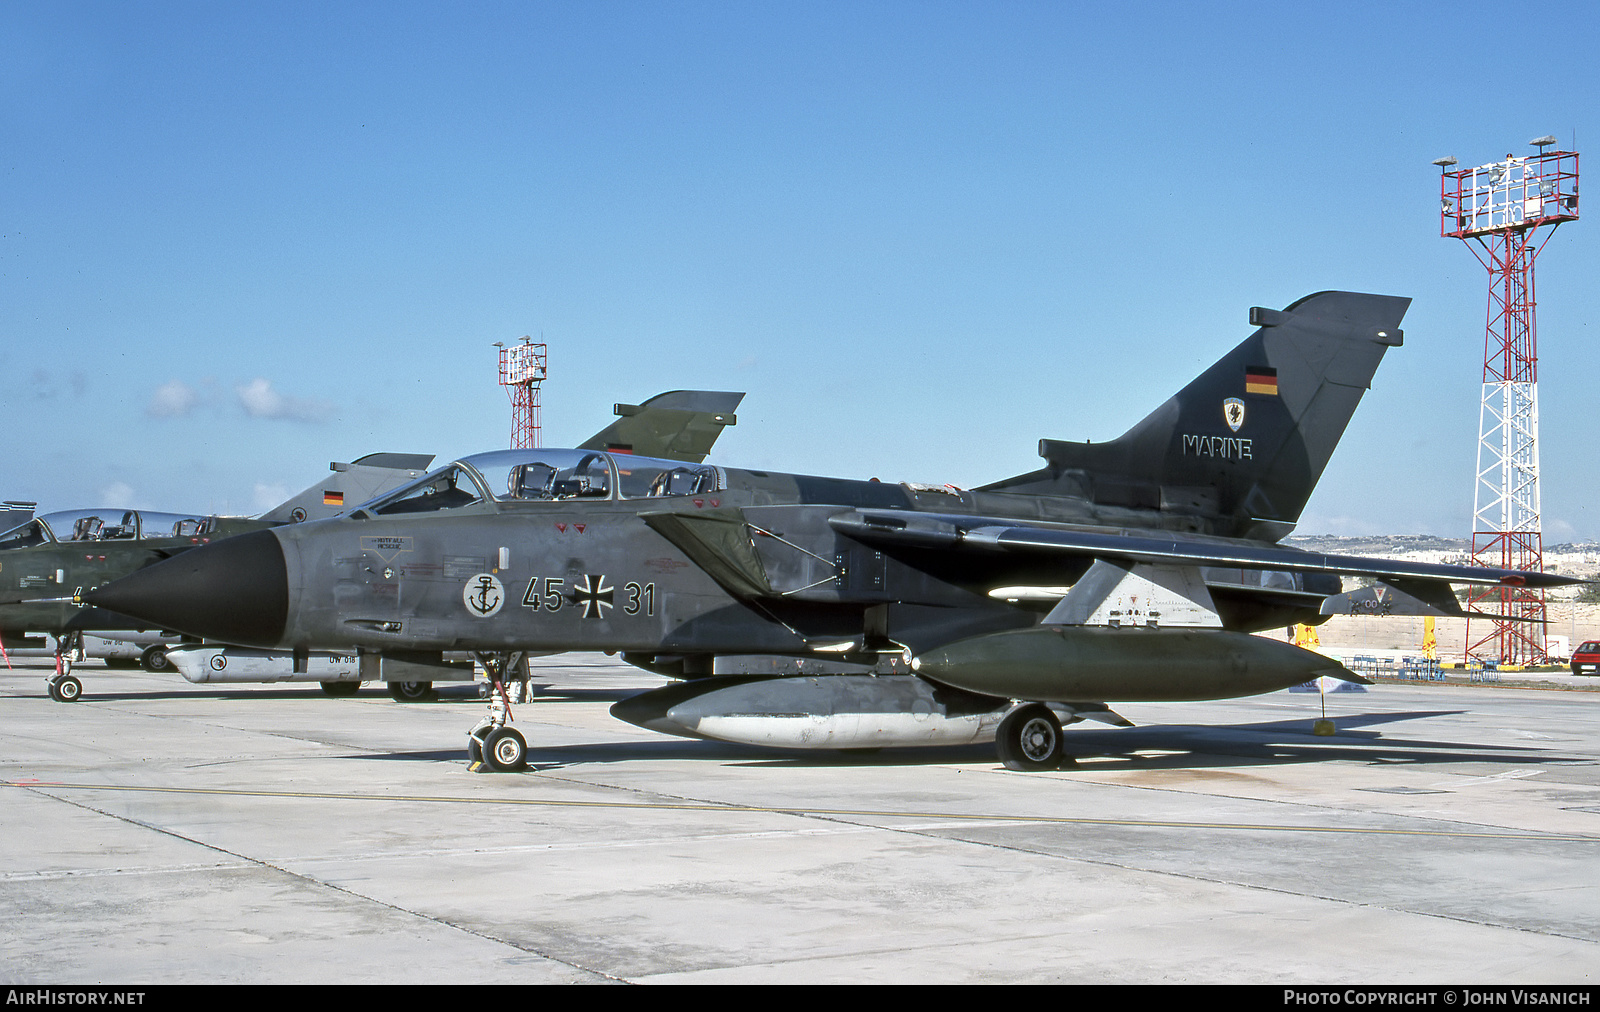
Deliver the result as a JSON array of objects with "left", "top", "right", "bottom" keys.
[
  {"left": 48, "top": 635, "right": 84, "bottom": 702},
  {"left": 46, "top": 673, "right": 83, "bottom": 703},
  {"left": 481, "top": 726, "right": 527, "bottom": 771}
]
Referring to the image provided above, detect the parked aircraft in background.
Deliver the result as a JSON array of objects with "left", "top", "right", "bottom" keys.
[
  {"left": 9, "top": 390, "right": 743, "bottom": 702},
  {"left": 1, "top": 453, "right": 434, "bottom": 699}
]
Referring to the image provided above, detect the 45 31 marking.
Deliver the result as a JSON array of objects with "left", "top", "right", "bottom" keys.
[{"left": 521, "top": 577, "right": 654, "bottom": 617}]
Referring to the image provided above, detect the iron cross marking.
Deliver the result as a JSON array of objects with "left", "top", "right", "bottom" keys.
[{"left": 571, "top": 574, "right": 614, "bottom": 619}]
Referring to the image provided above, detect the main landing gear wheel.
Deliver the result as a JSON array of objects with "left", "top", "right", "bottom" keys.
[
  {"left": 388, "top": 680, "right": 434, "bottom": 702},
  {"left": 996, "top": 704, "right": 1063, "bottom": 772},
  {"left": 141, "top": 646, "right": 172, "bottom": 673},
  {"left": 47, "top": 674, "right": 84, "bottom": 703},
  {"left": 482, "top": 727, "right": 527, "bottom": 772},
  {"left": 320, "top": 681, "right": 361, "bottom": 697}
]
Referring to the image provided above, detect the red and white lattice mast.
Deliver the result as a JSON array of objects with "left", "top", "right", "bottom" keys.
[
  {"left": 496, "top": 338, "right": 547, "bottom": 449},
  {"left": 1436, "top": 137, "right": 1578, "bottom": 664}
]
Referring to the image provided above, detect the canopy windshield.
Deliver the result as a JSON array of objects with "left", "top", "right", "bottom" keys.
[
  {"left": 357, "top": 448, "right": 721, "bottom": 515},
  {"left": 466, "top": 449, "right": 613, "bottom": 502},
  {"left": 362, "top": 463, "right": 490, "bottom": 516},
  {"left": 0, "top": 509, "right": 212, "bottom": 548},
  {"left": 463, "top": 448, "right": 721, "bottom": 502}
]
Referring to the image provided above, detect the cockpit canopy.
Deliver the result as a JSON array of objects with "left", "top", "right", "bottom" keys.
[
  {"left": 358, "top": 448, "right": 721, "bottom": 517},
  {"left": 0, "top": 509, "right": 213, "bottom": 550}
]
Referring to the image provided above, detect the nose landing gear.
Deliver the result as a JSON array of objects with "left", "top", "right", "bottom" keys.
[
  {"left": 46, "top": 633, "right": 86, "bottom": 703},
  {"left": 466, "top": 651, "right": 530, "bottom": 772}
]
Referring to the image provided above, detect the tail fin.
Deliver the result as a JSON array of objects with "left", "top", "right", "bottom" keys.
[
  {"left": 0, "top": 501, "right": 36, "bottom": 534},
  {"left": 981, "top": 291, "right": 1410, "bottom": 539},
  {"left": 256, "top": 452, "right": 435, "bottom": 523},
  {"left": 579, "top": 390, "right": 743, "bottom": 463}
]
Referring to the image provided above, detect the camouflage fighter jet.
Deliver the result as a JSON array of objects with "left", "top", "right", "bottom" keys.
[{"left": 88, "top": 293, "right": 1582, "bottom": 770}]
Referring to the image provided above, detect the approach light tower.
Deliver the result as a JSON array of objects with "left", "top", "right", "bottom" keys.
[
  {"left": 1436, "top": 137, "right": 1578, "bottom": 665},
  {"left": 496, "top": 337, "right": 548, "bottom": 449}
]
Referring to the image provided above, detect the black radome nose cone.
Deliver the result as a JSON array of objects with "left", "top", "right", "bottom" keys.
[{"left": 87, "top": 529, "right": 289, "bottom": 647}]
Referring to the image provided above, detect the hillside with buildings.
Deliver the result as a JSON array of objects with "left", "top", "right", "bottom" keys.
[{"left": 1282, "top": 535, "right": 1600, "bottom": 662}]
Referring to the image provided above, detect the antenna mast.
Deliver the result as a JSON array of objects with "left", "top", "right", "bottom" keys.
[
  {"left": 1436, "top": 137, "right": 1579, "bottom": 664},
  {"left": 496, "top": 338, "right": 548, "bottom": 449}
]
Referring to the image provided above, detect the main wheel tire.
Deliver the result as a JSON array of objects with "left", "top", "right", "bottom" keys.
[
  {"left": 46, "top": 676, "right": 62, "bottom": 702},
  {"left": 466, "top": 735, "right": 484, "bottom": 763},
  {"left": 320, "top": 681, "right": 361, "bottom": 697},
  {"left": 996, "top": 704, "right": 1063, "bottom": 772},
  {"left": 140, "top": 646, "right": 172, "bottom": 673},
  {"left": 388, "top": 680, "right": 434, "bottom": 702},
  {"left": 54, "top": 675, "right": 84, "bottom": 703},
  {"left": 482, "top": 727, "right": 527, "bottom": 772}
]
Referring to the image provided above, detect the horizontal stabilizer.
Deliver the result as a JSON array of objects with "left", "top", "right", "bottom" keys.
[
  {"left": 1320, "top": 581, "right": 1464, "bottom": 618},
  {"left": 1320, "top": 582, "right": 1547, "bottom": 623}
]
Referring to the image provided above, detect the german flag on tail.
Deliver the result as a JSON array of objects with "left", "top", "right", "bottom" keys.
[
  {"left": 323, "top": 491, "right": 344, "bottom": 507},
  {"left": 1244, "top": 366, "right": 1278, "bottom": 396}
]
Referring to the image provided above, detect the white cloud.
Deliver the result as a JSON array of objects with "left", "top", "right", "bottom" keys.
[
  {"left": 97, "top": 482, "right": 151, "bottom": 509},
  {"left": 1546, "top": 517, "right": 1580, "bottom": 544},
  {"left": 251, "top": 482, "right": 290, "bottom": 513},
  {"left": 100, "top": 481, "right": 135, "bottom": 504},
  {"left": 236, "top": 378, "right": 335, "bottom": 424},
  {"left": 147, "top": 379, "right": 198, "bottom": 419}
]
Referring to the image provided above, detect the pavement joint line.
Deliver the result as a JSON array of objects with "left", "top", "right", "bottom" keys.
[
  {"left": 5, "top": 779, "right": 628, "bottom": 983},
  {"left": 6, "top": 779, "right": 1597, "bottom": 842}
]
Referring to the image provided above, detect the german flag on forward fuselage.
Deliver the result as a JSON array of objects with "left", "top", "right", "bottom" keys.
[{"left": 1245, "top": 366, "right": 1278, "bottom": 396}]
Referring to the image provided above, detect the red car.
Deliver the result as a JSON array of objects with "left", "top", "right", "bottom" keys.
[{"left": 1572, "top": 641, "right": 1600, "bottom": 677}]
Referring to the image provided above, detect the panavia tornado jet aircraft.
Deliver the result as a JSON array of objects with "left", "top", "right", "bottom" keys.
[{"left": 87, "top": 292, "right": 1582, "bottom": 770}]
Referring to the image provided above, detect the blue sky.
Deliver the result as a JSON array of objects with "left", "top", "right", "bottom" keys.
[{"left": 3, "top": 1, "right": 1597, "bottom": 539}]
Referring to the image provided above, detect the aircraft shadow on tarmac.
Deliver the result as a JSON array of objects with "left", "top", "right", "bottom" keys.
[
  {"left": 337, "top": 709, "right": 1594, "bottom": 773},
  {"left": 37, "top": 686, "right": 374, "bottom": 702},
  {"left": 39, "top": 669, "right": 1588, "bottom": 771}
]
